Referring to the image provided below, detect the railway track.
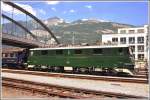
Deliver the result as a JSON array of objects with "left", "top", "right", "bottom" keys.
[
  {"left": 2, "top": 68, "right": 148, "bottom": 84},
  {"left": 2, "top": 77, "right": 146, "bottom": 99},
  {"left": 2, "top": 77, "right": 95, "bottom": 99}
]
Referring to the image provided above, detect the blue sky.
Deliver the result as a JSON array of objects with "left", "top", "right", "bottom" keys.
[{"left": 2, "top": 1, "right": 148, "bottom": 26}]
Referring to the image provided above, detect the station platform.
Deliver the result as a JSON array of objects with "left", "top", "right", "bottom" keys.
[{"left": 2, "top": 72, "right": 149, "bottom": 98}]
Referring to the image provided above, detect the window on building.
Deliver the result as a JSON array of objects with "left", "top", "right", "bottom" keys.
[
  {"left": 146, "top": 36, "right": 148, "bottom": 46},
  {"left": 120, "top": 30, "right": 126, "bottom": 33},
  {"left": 138, "top": 45, "right": 144, "bottom": 52},
  {"left": 137, "top": 37, "right": 144, "bottom": 43},
  {"left": 138, "top": 54, "right": 144, "bottom": 60},
  {"left": 112, "top": 38, "right": 118, "bottom": 43},
  {"left": 75, "top": 49, "right": 82, "bottom": 54},
  {"left": 130, "top": 46, "right": 135, "bottom": 52},
  {"left": 41, "top": 50, "right": 48, "bottom": 55},
  {"left": 133, "top": 54, "right": 135, "bottom": 59},
  {"left": 120, "top": 37, "right": 126, "bottom": 44},
  {"left": 137, "top": 29, "right": 144, "bottom": 33},
  {"left": 129, "top": 37, "right": 135, "bottom": 44},
  {"left": 93, "top": 49, "right": 103, "bottom": 54},
  {"left": 129, "top": 30, "right": 135, "bottom": 33},
  {"left": 56, "top": 50, "right": 63, "bottom": 55}
]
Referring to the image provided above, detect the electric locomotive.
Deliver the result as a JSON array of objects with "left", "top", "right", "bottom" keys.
[{"left": 27, "top": 45, "right": 134, "bottom": 75}]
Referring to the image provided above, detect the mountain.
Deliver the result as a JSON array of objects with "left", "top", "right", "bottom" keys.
[
  {"left": 44, "top": 18, "right": 134, "bottom": 44},
  {"left": 72, "top": 18, "right": 109, "bottom": 24},
  {"left": 2, "top": 17, "right": 134, "bottom": 44}
]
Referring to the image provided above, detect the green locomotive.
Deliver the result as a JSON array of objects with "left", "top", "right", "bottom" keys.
[{"left": 27, "top": 45, "right": 134, "bottom": 75}]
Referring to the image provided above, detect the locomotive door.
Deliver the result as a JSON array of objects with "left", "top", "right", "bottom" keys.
[{"left": 66, "top": 49, "right": 71, "bottom": 65}]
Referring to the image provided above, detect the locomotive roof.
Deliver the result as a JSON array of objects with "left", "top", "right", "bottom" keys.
[{"left": 30, "top": 45, "right": 129, "bottom": 51}]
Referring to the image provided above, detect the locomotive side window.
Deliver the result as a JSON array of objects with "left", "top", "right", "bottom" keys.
[
  {"left": 56, "top": 50, "right": 63, "bottom": 55},
  {"left": 118, "top": 48, "right": 123, "bottom": 55},
  {"left": 93, "top": 49, "right": 103, "bottom": 54},
  {"left": 2, "top": 53, "right": 5, "bottom": 57},
  {"left": 75, "top": 49, "right": 82, "bottom": 54},
  {"left": 10, "top": 53, "right": 14, "bottom": 57},
  {"left": 14, "top": 53, "right": 17, "bottom": 57},
  {"left": 5, "top": 54, "right": 8, "bottom": 57},
  {"left": 8, "top": 53, "right": 11, "bottom": 57},
  {"left": 41, "top": 50, "right": 48, "bottom": 55}
]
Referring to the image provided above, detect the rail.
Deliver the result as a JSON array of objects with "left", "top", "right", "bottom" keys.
[
  {"left": 2, "top": 69, "right": 148, "bottom": 84},
  {"left": 2, "top": 77, "right": 146, "bottom": 99}
]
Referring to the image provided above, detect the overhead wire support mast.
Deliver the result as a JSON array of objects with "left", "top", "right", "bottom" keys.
[
  {"left": 3, "top": 2, "right": 60, "bottom": 44},
  {"left": 11, "top": 6, "right": 14, "bottom": 35},
  {"left": 25, "top": 14, "right": 28, "bottom": 39},
  {"left": 2, "top": 17, "right": 4, "bottom": 33}
]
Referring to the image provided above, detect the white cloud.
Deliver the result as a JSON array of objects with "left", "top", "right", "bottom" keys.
[
  {"left": 44, "top": 20, "right": 48, "bottom": 24},
  {"left": 85, "top": 5, "right": 93, "bottom": 9},
  {"left": 39, "top": 9, "right": 46, "bottom": 15},
  {"left": 1, "top": 2, "right": 36, "bottom": 16},
  {"left": 2, "top": 2, "right": 23, "bottom": 15},
  {"left": 15, "top": 3, "right": 36, "bottom": 15},
  {"left": 63, "top": 11, "right": 67, "bottom": 14},
  {"left": 46, "top": 1, "right": 60, "bottom": 5},
  {"left": 51, "top": 7, "right": 56, "bottom": 11},
  {"left": 69, "top": 9, "right": 75, "bottom": 13}
]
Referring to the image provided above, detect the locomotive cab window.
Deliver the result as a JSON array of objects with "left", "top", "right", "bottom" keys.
[
  {"left": 30, "top": 51, "right": 34, "bottom": 56},
  {"left": 75, "top": 49, "right": 82, "bottom": 54},
  {"left": 41, "top": 50, "right": 48, "bottom": 55},
  {"left": 93, "top": 49, "right": 103, "bottom": 54},
  {"left": 56, "top": 50, "right": 63, "bottom": 55}
]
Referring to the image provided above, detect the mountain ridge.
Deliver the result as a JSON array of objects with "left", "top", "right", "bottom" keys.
[{"left": 2, "top": 16, "right": 135, "bottom": 44}]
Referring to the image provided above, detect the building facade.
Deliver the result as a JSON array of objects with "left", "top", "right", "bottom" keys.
[{"left": 102, "top": 25, "right": 149, "bottom": 69}]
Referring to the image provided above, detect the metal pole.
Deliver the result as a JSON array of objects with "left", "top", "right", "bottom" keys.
[
  {"left": 147, "top": 0, "right": 150, "bottom": 94},
  {"left": 36, "top": 22, "right": 38, "bottom": 41},
  {"left": 11, "top": 7, "right": 14, "bottom": 35},
  {"left": 147, "top": 25, "right": 150, "bottom": 81},
  {"left": 14, "top": 22, "right": 16, "bottom": 36},
  {"left": 25, "top": 14, "right": 27, "bottom": 39},
  {"left": 72, "top": 32, "right": 75, "bottom": 45},
  {"left": 6, "top": 19, "right": 8, "bottom": 34},
  {"left": 2, "top": 17, "right": 4, "bottom": 33}
]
